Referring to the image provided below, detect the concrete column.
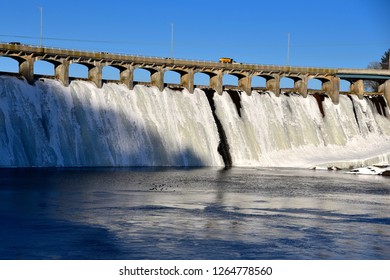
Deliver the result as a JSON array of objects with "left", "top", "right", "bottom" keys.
[
  {"left": 265, "top": 74, "right": 280, "bottom": 96},
  {"left": 350, "top": 79, "right": 364, "bottom": 99},
  {"left": 210, "top": 70, "right": 223, "bottom": 95},
  {"left": 294, "top": 75, "right": 308, "bottom": 98},
  {"left": 19, "top": 56, "right": 34, "bottom": 84},
  {"left": 120, "top": 65, "right": 134, "bottom": 89},
  {"left": 151, "top": 67, "right": 164, "bottom": 91},
  {"left": 322, "top": 76, "right": 340, "bottom": 104},
  {"left": 383, "top": 79, "right": 390, "bottom": 107},
  {"left": 238, "top": 74, "right": 252, "bottom": 96},
  {"left": 55, "top": 60, "right": 69, "bottom": 86},
  {"left": 88, "top": 62, "right": 103, "bottom": 88},
  {"left": 180, "top": 69, "right": 194, "bottom": 93}
]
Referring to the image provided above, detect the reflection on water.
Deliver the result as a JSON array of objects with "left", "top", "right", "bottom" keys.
[{"left": 0, "top": 167, "right": 389, "bottom": 259}]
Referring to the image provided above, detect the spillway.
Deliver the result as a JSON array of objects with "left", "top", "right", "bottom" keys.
[
  {"left": 0, "top": 76, "right": 389, "bottom": 168},
  {"left": 214, "top": 90, "right": 390, "bottom": 168}
]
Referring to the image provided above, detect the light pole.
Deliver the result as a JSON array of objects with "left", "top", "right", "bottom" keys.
[
  {"left": 286, "top": 32, "right": 290, "bottom": 66},
  {"left": 39, "top": 6, "right": 43, "bottom": 47},
  {"left": 170, "top": 23, "right": 174, "bottom": 60}
]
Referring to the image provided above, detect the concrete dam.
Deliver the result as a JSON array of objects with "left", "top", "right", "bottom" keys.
[{"left": 0, "top": 43, "right": 390, "bottom": 168}]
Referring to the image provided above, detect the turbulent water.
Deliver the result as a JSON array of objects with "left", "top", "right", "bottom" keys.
[{"left": 1, "top": 76, "right": 390, "bottom": 168}]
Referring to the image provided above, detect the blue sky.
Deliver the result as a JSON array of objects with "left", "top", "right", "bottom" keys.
[{"left": 0, "top": 0, "right": 389, "bottom": 87}]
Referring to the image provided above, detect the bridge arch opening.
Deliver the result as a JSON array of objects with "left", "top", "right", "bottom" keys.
[
  {"left": 164, "top": 70, "right": 181, "bottom": 85},
  {"left": 133, "top": 67, "right": 151, "bottom": 84},
  {"left": 34, "top": 60, "right": 55, "bottom": 77},
  {"left": 363, "top": 79, "right": 379, "bottom": 92},
  {"left": 280, "top": 76, "right": 295, "bottom": 93},
  {"left": 0, "top": 56, "right": 19, "bottom": 74},
  {"left": 102, "top": 65, "right": 120, "bottom": 82},
  {"left": 340, "top": 79, "right": 351, "bottom": 93},
  {"left": 69, "top": 63, "right": 89, "bottom": 79},
  {"left": 194, "top": 72, "right": 210, "bottom": 87},
  {"left": 223, "top": 74, "right": 239, "bottom": 87},
  {"left": 251, "top": 75, "right": 267, "bottom": 91},
  {"left": 308, "top": 78, "right": 323, "bottom": 91}
]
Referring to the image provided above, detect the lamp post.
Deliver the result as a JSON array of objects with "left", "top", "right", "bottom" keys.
[
  {"left": 286, "top": 32, "right": 290, "bottom": 66},
  {"left": 39, "top": 6, "right": 43, "bottom": 48},
  {"left": 170, "top": 23, "right": 174, "bottom": 60}
]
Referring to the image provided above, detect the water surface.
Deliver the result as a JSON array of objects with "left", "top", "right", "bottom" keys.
[{"left": 0, "top": 167, "right": 389, "bottom": 259}]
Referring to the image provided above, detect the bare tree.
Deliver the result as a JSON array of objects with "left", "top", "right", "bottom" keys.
[
  {"left": 364, "top": 61, "right": 381, "bottom": 92},
  {"left": 364, "top": 49, "right": 390, "bottom": 92},
  {"left": 380, "top": 49, "right": 390, "bottom": 70}
]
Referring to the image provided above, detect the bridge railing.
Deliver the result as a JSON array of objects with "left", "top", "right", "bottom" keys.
[
  {"left": 1, "top": 42, "right": 390, "bottom": 78},
  {"left": 0, "top": 42, "right": 338, "bottom": 74}
]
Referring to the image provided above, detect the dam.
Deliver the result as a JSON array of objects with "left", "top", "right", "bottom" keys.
[{"left": 0, "top": 43, "right": 390, "bottom": 168}]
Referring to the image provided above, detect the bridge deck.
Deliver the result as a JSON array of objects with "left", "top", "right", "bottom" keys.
[
  {"left": 0, "top": 43, "right": 358, "bottom": 76},
  {"left": 0, "top": 43, "right": 389, "bottom": 103},
  {"left": 1, "top": 43, "right": 390, "bottom": 77}
]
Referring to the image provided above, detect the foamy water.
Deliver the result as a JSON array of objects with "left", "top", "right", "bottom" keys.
[{"left": 0, "top": 76, "right": 389, "bottom": 168}]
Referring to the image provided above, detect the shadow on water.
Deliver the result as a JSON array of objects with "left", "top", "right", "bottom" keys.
[
  {"left": 0, "top": 168, "right": 124, "bottom": 259},
  {"left": 0, "top": 213, "right": 128, "bottom": 259}
]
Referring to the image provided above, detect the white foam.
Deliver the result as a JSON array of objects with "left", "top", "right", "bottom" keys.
[
  {"left": 0, "top": 77, "right": 223, "bottom": 167},
  {"left": 346, "top": 165, "right": 390, "bottom": 175},
  {"left": 1, "top": 76, "right": 389, "bottom": 168},
  {"left": 213, "top": 91, "right": 390, "bottom": 169}
]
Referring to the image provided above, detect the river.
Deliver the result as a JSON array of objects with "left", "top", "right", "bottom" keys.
[{"left": 1, "top": 167, "right": 389, "bottom": 259}]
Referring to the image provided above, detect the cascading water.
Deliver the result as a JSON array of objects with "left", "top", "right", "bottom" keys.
[
  {"left": 0, "top": 76, "right": 223, "bottom": 167},
  {"left": 213, "top": 90, "right": 390, "bottom": 168},
  {"left": 1, "top": 75, "right": 390, "bottom": 168}
]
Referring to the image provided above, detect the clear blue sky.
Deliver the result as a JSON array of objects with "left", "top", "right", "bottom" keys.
[{"left": 0, "top": 0, "right": 389, "bottom": 86}]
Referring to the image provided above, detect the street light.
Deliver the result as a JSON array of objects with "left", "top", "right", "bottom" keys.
[
  {"left": 170, "top": 23, "right": 174, "bottom": 60},
  {"left": 39, "top": 7, "right": 43, "bottom": 47},
  {"left": 286, "top": 32, "right": 290, "bottom": 66}
]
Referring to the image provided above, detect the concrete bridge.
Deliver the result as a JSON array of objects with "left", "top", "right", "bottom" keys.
[{"left": 1, "top": 43, "right": 390, "bottom": 105}]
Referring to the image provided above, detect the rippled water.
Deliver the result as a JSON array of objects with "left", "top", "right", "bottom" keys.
[{"left": 0, "top": 167, "right": 389, "bottom": 259}]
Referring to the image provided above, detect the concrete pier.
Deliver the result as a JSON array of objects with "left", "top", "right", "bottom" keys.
[
  {"left": 265, "top": 74, "right": 280, "bottom": 96},
  {"left": 381, "top": 80, "right": 390, "bottom": 106},
  {"left": 293, "top": 75, "right": 308, "bottom": 98},
  {"left": 180, "top": 68, "right": 194, "bottom": 93}
]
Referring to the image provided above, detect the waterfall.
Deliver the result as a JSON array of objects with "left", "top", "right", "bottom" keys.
[
  {"left": 1, "top": 75, "right": 389, "bottom": 168},
  {"left": 213, "top": 91, "right": 390, "bottom": 168},
  {"left": 0, "top": 76, "right": 223, "bottom": 167}
]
